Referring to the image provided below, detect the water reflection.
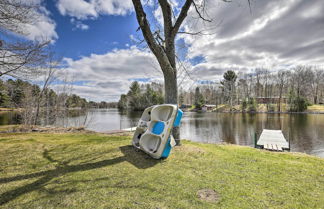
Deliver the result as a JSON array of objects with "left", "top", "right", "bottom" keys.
[
  {"left": 0, "top": 109, "right": 323, "bottom": 157},
  {"left": 180, "top": 112, "right": 324, "bottom": 157},
  {"left": 0, "top": 111, "right": 21, "bottom": 125}
]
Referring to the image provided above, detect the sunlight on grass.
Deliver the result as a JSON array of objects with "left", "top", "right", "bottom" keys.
[
  {"left": 307, "top": 105, "right": 324, "bottom": 112},
  {"left": 0, "top": 133, "right": 323, "bottom": 208}
]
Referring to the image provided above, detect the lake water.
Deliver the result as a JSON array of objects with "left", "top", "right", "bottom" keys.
[{"left": 1, "top": 108, "right": 324, "bottom": 157}]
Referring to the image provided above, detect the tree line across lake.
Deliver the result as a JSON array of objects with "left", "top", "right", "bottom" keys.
[
  {"left": 0, "top": 78, "right": 117, "bottom": 125},
  {"left": 0, "top": 79, "right": 116, "bottom": 109},
  {"left": 119, "top": 66, "right": 324, "bottom": 112},
  {"left": 187, "top": 66, "right": 323, "bottom": 112},
  {"left": 118, "top": 81, "right": 164, "bottom": 111}
]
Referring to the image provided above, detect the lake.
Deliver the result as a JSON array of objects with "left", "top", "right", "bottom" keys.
[{"left": 1, "top": 108, "right": 323, "bottom": 157}]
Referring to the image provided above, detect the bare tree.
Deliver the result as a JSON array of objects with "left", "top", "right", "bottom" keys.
[
  {"left": 34, "top": 58, "right": 58, "bottom": 125},
  {"left": 254, "top": 68, "right": 262, "bottom": 97},
  {"left": 0, "top": 0, "right": 38, "bottom": 34},
  {"left": 311, "top": 67, "right": 324, "bottom": 104},
  {"left": 21, "top": 85, "right": 36, "bottom": 126},
  {"left": 0, "top": 0, "right": 49, "bottom": 78},
  {"left": 276, "top": 70, "right": 288, "bottom": 112},
  {"left": 0, "top": 41, "right": 49, "bottom": 77}
]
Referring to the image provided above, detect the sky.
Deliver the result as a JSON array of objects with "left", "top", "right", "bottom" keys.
[{"left": 20, "top": 0, "right": 324, "bottom": 102}]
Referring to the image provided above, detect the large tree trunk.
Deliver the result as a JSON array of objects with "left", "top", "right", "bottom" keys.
[
  {"left": 163, "top": 68, "right": 177, "bottom": 104},
  {"left": 162, "top": 65, "right": 180, "bottom": 145}
]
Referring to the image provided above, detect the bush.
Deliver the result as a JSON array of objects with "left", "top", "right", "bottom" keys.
[
  {"left": 267, "top": 104, "right": 275, "bottom": 112},
  {"left": 248, "top": 98, "right": 257, "bottom": 112},
  {"left": 289, "top": 96, "right": 309, "bottom": 112},
  {"left": 241, "top": 99, "right": 248, "bottom": 112}
]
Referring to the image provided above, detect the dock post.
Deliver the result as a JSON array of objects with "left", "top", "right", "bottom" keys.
[
  {"left": 288, "top": 130, "right": 291, "bottom": 151},
  {"left": 287, "top": 128, "right": 291, "bottom": 151},
  {"left": 254, "top": 132, "right": 257, "bottom": 148}
]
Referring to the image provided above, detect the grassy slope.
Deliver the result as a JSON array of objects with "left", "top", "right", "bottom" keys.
[{"left": 0, "top": 133, "right": 323, "bottom": 209}]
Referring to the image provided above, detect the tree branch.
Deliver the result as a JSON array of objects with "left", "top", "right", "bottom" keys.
[
  {"left": 171, "top": 0, "right": 193, "bottom": 38},
  {"left": 132, "top": 0, "right": 162, "bottom": 58},
  {"left": 132, "top": 0, "right": 173, "bottom": 73},
  {"left": 158, "top": 0, "right": 172, "bottom": 39},
  {"left": 192, "top": 1, "right": 212, "bottom": 23}
]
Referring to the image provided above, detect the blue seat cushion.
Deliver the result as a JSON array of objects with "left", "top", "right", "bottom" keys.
[{"left": 152, "top": 121, "right": 165, "bottom": 135}]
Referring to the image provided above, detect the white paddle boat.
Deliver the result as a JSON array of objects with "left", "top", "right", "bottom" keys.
[{"left": 132, "top": 104, "right": 183, "bottom": 159}]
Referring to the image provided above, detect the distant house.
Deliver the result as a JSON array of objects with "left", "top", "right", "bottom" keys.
[
  {"left": 255, "top": 97, "right": 287, "bottom": 104},
  {"left": 202, "top": 104, "right": 216, "bottom": 112}
]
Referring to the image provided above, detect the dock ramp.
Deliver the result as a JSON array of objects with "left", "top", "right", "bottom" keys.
[{"left": 257, "top": 129, "right": 289, "bottom": 151}]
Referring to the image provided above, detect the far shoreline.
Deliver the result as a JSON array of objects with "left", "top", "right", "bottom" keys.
[
  {"left": 185, "top": 109, "right": 324, "bottom": 114},
  {"left": 1, "top": 106, "right": 324, "bottom": 115}
]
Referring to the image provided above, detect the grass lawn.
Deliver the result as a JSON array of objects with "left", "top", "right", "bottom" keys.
[
  {"left": 307, "top": 104, "right": 324, "bottom": 112},
  {"left": 0, "top": 132, "right": 323, "bottom": 209}
]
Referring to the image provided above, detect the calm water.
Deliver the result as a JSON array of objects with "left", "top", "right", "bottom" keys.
[{"left": 1, "top": 109, "right": 324, "bottom": 157}]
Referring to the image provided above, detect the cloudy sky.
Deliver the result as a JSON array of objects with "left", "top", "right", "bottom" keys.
[{"left": 21, "top": 0, "right": 324, "bottom": 101}]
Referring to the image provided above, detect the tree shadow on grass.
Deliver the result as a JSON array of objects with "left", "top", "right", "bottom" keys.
[
  {"left": 0, "top": 145, "right": 159, "bottom": 206},
  {"left": 119, "top": 145, "right": 161, "bottom": 169}
]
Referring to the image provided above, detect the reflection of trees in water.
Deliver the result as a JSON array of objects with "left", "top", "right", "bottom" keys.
[
  {"left": 263, "top": 113, "right": 283, "bottom": 130},
  {"left": 1, "top": 109, "right": 324, "bottom": 156},
  {"left": 191, "top": 113, "right": 207, "bottom": 143},
  {"left": 118, "top": 110, "right": 141, "bottom": 129},
  {"left": 237, "top": 114, "right": 253, "bottom": 146},
  {"left": 0, "top": 112, "right": 22, "bottom": 125},
  {"left": 286, "top": 114, "right": 316, "bottom": 154},
  {"left": 220, "top": 113, "right": 236, "bottom": 144},
  {"left": 181, "top": 113, "right": 222, "bottom": 143},
  {"left": 180, "top": 112, "right": 324, "bottom": 156}
]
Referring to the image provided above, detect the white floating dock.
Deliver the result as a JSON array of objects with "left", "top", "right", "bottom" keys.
[
  {"left": 257, "top": 129, "right": 289, "bottom": 151},
  {"left": 122, "top": 127, "right": 137, "bottom": 131}
]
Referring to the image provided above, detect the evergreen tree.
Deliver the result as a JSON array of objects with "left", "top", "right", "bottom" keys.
[
  {"left": 221, "top": 70, "right": 237, "bottom": 109},
  {"left": 194, "top": 87, "right": 205, "bottom": 109}
]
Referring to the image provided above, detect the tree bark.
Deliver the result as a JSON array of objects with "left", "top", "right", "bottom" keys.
[
  {"left": 163, "top": 68, "right": 177, "bottom": 104},
  {"left": 163, "top": 66, "right": 180, "bottom": 144}
]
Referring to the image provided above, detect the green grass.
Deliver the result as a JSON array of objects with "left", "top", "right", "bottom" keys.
[
  {"left": 307, "top": 104, "right": 324, "bottom": 112},
  {"left": 0, "top": 132, "right": 323, "bottom": 209}
]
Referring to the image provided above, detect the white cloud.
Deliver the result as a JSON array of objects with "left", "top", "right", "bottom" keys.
[
  {"left": 180, "top": 0, "right": 324, "bottom": 78},
  {"left": 57, "top": 0, "right": 97, "bottom": 19},
  {"left": 70, "top": 18, "right": 89, "bottom": 31},
  {"left": 95, "top": 0, "right": 133, "bottom": 16},
  {"left": 61, "top": 47, "right": 163, "bottom": 101},
  {"left": 77, "top": 23, "right": 89, "bottom": 30},
  {"left": 15, "top": 1, "right": 58, "bottom": 42},
  {"left": 25, "top": 11, "right": 58, "bottom": 41},
  {"left": 56, "top": 0, "right": 133, "bottom": 19}
]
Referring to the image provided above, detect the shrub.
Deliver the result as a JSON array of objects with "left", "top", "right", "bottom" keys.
[
  {"left": 248, "top": 98, "right": 257, "bottom": 112},
  {"left": 289, "top": 96, "right": 309, "bottom": 112},
  {"left": 241, "top": 99, "right": 248, "bottom": 112},
  {"left": 267, "top": 104, "right": 275, "bottom": 112}
]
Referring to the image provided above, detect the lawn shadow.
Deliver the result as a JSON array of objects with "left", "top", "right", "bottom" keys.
[
  {"left": 119, "top": 145, "right": 161, "bottom": 169},
  {"left": 0, "top": 145, "right": 159, "bottom": 206}
]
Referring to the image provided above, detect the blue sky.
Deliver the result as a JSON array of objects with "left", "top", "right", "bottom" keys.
[
  {"left": 14, "top": 0, "right": 324, "bottom": 102},
  {"left": 45, "top": 1, "right": 138, "bottom": 59}
]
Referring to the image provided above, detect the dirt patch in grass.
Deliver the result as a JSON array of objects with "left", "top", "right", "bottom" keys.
[
  {"left": 197, "top": 189, "right": 220, "bottom": 203},
  {"left": 174, "top": 144, "right": 206, "bottom": 153}
]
